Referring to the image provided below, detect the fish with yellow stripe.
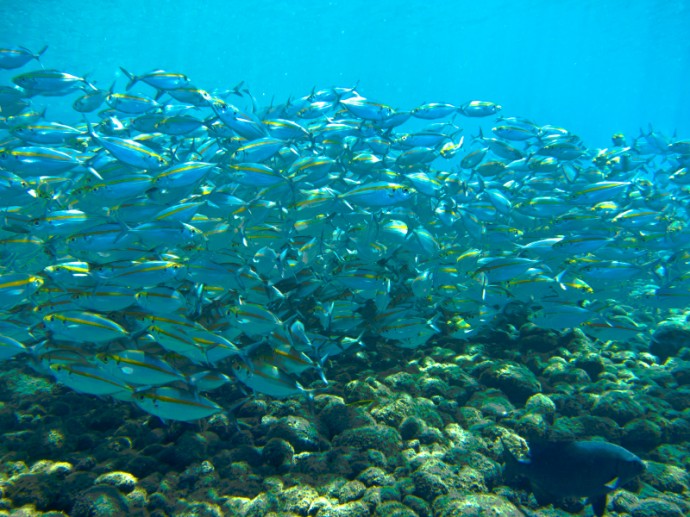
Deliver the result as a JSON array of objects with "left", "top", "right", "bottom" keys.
[
  {"left": 133, "top": 386, "right": 222, "bottom": 422},
  {"left": 40, "top": 310, "right": 129, "bottom": 344}
]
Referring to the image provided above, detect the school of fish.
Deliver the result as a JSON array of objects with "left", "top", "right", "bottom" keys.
[{"left": 1, "top": 45, "right": 689, "bottom": 422}]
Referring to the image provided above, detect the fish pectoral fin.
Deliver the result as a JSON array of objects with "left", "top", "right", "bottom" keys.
[
  {"left": 604, "top": 476, "right": 619, "bottom": 490},
  {"left": 588, "top": 494, "right": 608, "bottom": 517}
]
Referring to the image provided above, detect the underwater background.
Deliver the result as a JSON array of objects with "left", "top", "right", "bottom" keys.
[
  {"left": 1, "top": 1, "right": 690, "bottom": 516},
  {"left": 2, "top": 0, "right": 690, "bottom": 146}
]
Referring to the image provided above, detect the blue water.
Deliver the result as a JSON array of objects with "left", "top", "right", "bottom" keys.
[{"left": 1, "top": 0, "right": 689, "bottom": 146}]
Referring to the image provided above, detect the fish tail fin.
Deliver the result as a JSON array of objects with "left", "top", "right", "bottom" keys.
[
  {"left": 316, "top": 353, "right": 329, "bottom": 386},
  {"left": 84, "top": 119, "right": 99, "bottom": 144},
  {"left": 501, "top": 438, "right": 522, "bottom": 481},
  {"left": 120, "top": 67, "right": 137, "bottom": 90},
  {"left": 555, "top": 267, "right": 571, "bottom": 290},
  {"left": 36, "top": 45, "right": 48, "bottom": 62},
  {"left": 27, "top": 338, "right": 48, "bottom": 358},
  {"left": 188, "top": 282, "right": 205, "bottom": 320},
  {"left": 474, "top": 126, "right": 485, "bottom": 143},
  {"left": 230, "top": 80, "right": 245, "bottom": 97},
  {"left": 80, "top": 80, "right": 98, "bottom": 93},
  {"left": 86, "top": 166, "right": 104, "bottom": 181},
  {"left": 475, "top": 173, "right": 486, "bottom": 193}
]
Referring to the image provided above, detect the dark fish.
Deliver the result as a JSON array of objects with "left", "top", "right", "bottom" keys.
[{"left": 503, "top": 439, "right": 646, "bottom": 516}]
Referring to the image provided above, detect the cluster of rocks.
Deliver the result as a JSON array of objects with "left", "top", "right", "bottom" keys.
[{"left": 0, "top": 317, "right": 689, "bottom": 516}]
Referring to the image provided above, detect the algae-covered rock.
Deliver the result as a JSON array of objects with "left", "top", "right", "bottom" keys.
[
  {"left": 122, "top": 452, "right": 160, "bottom": 479},
  {"left": 333, "top": 425, "right": 402, "bottom": 457},
  {"left": 402, "top": 494, "right": 431, "bottom": 517},
  {"left": 670, "top": 359, "right": 690, "bottom": 385},
  {"left": 631, "top": 498, "right": 685, "bottom": 517},
  {"left": 345, "top": 379, "right": 393, "bottom": 404},
  {"left": 5, "top": 472, "right": 66, "bottom": 511},
  {"left": 524, "top": 393, "right": 556, "bottom": 418},
  {"left": 514, "top": 411, "right": 550, "bottom": 441},
  {"left": 147, "top": 491, "right": 172, "bottom": 514},
  {"left": 239, "top": 491, "right": 275, "bottom": 517},
  {"left": 519, "top": 325, "right": 561, "bottom": 353},
  {"left": 362, "top": 485, "right": 401, "bottom": 509},
  {"left": 432, "top": 493, "right": 524, "bottom": 517},
  {"left": 317, "top": 500, "right": 371, "bottom": 517},
  {"left": 338, "top": 480, "right": 367, "bottom": 503},
  {"left": 178, "top": 460, "right": 217, "bottom": 491},
  {"left": 261, "top": 437, "right": 294, "bottom": 469},
  {"left": 622, "top": 418, "right": 664, "bottom": 450},
  {"left": 320, "top": 399, "right": 376, "bottom": 437},
  {"left": 465, "top": 389, "right": 515, "bottom": 421},
  {"left": 94, "top": 471, "right": 138, "bottom": 494},
  {"left": 477, "top": 361, "right": 541, "bottom": 405},
  {"left": 455, "top": 466, "right": 487, "bottom": 493},
  {"left": 417, "top": 426, "right": 443, "bottom": 445},
  {"left": 641, "top": 461, "right": 690, "bottom": 494},
  {"left": 650, "top": 323, "right": 690, "bottom": 361},
  {"left": 370, "top": 394, "right": 443, "bottom": 430},
  {"left": 442, "top": 448, "right": 502, "bottom": 489},
  {"left": 443, "top": 424, "right": 489, "bottom": 456},
  {"left": 610, "top": 489, "right": 641, "bottom": 514},
  {"left": 648, "top": 443, "right": 690, "bottom": 467},
  {"left": 663, "top": 385, "right": 690, "bottom": 411},
  {"left": 374, "top": 500, "right": 418, "bottom": 517},
  {"left": 215, "top": 461, "right": 263, "bottom": 498},
  {"left": 410, "top": 458, "right": 482, "bottom": 501},
  {"left": 358, "top": 466, "right": 395, "bottom": 487},
  {"left": 267, "top": 414, "right": 328, "bottom": 452},
  {"left": 667, "top": 416, "right": 690, "bottom": 443},
  {"left": 158, "top": 430, "right": 210, "bottom": 468},
  {"left": 420, "top": 361, "right": 478, "bottom": 389},
  {"left": 550, "top": 414, "right": 623, "bottom": 442},
  {"left": 370, "top": 396, "right": 418, "bottom": 428},
  {"left": 411, "top": 468, "right": 450, "bottom": 500},
  {"left": 542, "top": 360, "right": 592, "bottom": 385},
  {"left": 418, "top": 376, "right": 450, "bottom": 398},
  {"left": 172, "top": 500, "right": 224, "bottom": 517},
  {"left": 383, "top": 371, "right": 419, "bottom": 394},
  {"left": 399, "top": 417, "right": 425, "bottom": 440},
  {"left": 71, "top": 485, "right": 130, "bottom": 517},
  {"left": 591, "top": 389, "right": 646, "bottom": 425},
  {"left": 278, "top": 484, "right": 319, "bottom": 515},
  {"left": 575, "top": 352, "right": 607, "bottom": 379},
  {"left": 125, "top": 486, "right": 147, "bottom": 511}
]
